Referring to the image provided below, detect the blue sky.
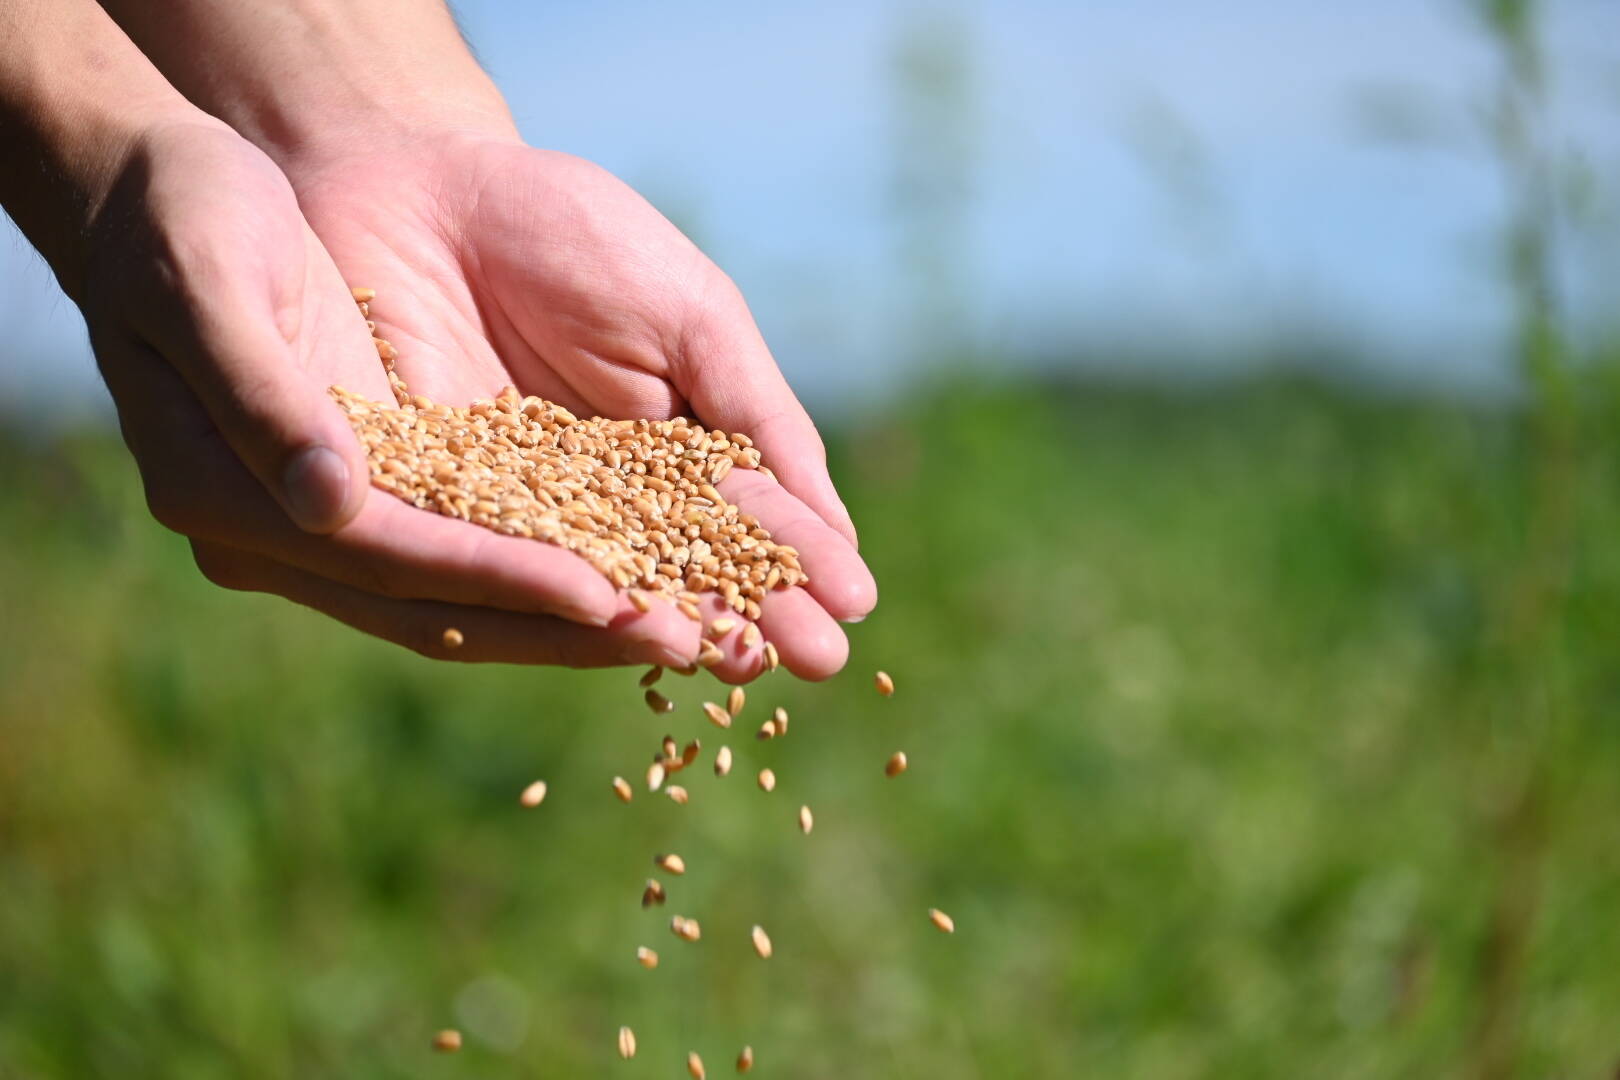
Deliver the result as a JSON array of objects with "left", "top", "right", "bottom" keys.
[{"left": 2, "top": 0, "right": 1617, "bottom": 419}]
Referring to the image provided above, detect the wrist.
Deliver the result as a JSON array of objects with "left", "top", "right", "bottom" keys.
[
  {"left": 268, "top": 98, "right": 520, "bottom": 183},
  {"left": 96, "top": 0, "right": 520, "bottom": 177}
]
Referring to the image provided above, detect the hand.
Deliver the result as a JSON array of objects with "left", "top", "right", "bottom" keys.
[
  {"left": 252, "top": 130, "right": 878, "bottom": 680},
  {"left": 85, "top": 120, "right": 715, "bottom": 671}
]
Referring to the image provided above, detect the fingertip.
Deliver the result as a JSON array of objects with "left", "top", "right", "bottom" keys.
[
  {"left": 758, "top": 588, "right": 850, "bottom": 681},
  {"left": 783, "top": 622, "right": 849, "bottom": 681},
  {"left": 819, "top": 562, "right": 879, "bottom": 623},
  {"left": 610, "top": 594, "right": 702, "bottom": 664},
  {"left": 280, "top": 444, "right": 359, "bottom": 533},
  {"left": 568, "top": 576, "right": 622, "bottom": 627}
]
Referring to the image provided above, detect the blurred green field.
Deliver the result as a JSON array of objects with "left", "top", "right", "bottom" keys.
[{"left": 4, "top": 375, "right": 1620, "bottom": 1078}]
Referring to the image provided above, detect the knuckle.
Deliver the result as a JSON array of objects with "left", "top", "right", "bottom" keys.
[
  {"left": 144, "top": 479, "right": 201, "bottom": 536},
  {"left": 190, "top": 543, "right": 250, "bottom": 592}
]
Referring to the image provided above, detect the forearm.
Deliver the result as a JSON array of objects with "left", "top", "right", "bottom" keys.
[
  {"left": 0, "top": 0, "right": 200, "bottom": 297},
  {"left": 96, "top": 0, "right": 517, "bottom": 172}
]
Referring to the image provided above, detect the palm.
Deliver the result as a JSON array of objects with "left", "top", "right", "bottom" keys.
[
  {"left": 287, "top": 133, "right": 875, "bottom": 676},
  {"left": 291, "top": 137, "right": 701, "bottom": 418}
]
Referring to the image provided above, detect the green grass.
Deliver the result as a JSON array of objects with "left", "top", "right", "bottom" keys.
[{"left": 3, "top": 375, "right": 1619, "bottom": 1078}]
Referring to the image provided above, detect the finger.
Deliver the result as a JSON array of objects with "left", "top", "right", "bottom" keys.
[
  {"left": 718, "top": 467, "right": 877, "bottom": 623},
  {"left": 675, "top": 285, "right": 860, "bottom": 548},
  {"left": 131, "top": 208, "right": 374, "bottom": 534},
  {"left": 682, "top": 586, "right": 849, "bottom": 685},
  {"left": 687, "top": 591, "right": 766, "bottom": 686},
  {"left": 190, "top": 541, "right": 699, "bottom": 668},
  {"left": 755, "top": 586, "right": 850, "bottom": 681},
  {"left": 104, "top": 339, "right": 684, "bottom": 638}
]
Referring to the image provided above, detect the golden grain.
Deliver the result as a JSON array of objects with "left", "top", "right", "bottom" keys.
[
  {"left": 798, "top": 805, "right": 814, "bottom": 834},
  {"left": 639, "top": 665, "right": 663, "bottom": 688},
  {"left": 875, "top": 670, "right": 895, "bottom": 697},
  {"left": 629, "top": 589, "right": 653, "bottom": 613},
  {"left": 762, "top": 641, "right": 780, "bottom": 672},
  {"left": 756, "top": 720, "right": 775, "bottom": 741},
  {"left": 885, "top": 751, "right": 908, "bottom": 778},
  {"left": 714, "top": 745, "right": 733, "bottom": 777},
  {"left": 671, "top": 915, "right": 702, "bottom": 942},
  {"left": 647, "top": 761, "right": 666, "bottom": 792},
  {"left": 432, "top": 1029, "right": 462, "bottom": 1052},
  {"left": 636, "top": 945, "right": 659, "bottom": 969},
  {"left": 757, "top": 768, "right": 776, "bottom": 793},
  {"left": 666, "top": 784, "right": 689, "bottom": 805},
  {"left": 642, "top": 879, "right": 666, "bottom": 907},
  {"left": 688, "top": 1051, "right": 707, "bottom": 1079},
  {"left": 727, "top": 686, "right": 746, "bottom": 716},
  {"left": 742, "top": 622, "right": 762, "bottom": 649},
  {"left": 772, "top": 707, "right": 789, "bottom": 737},
  {"left": 519, "top": 780, "right": 548, "bottom": 808},
  {"left": 645, "top": 689, "right": 675, "bottom": 715},
  {"left": 612, "top": 776, "right": 634, "bottom": 803},
  {"left": 332, "top": 316, "right": 807, "bottom": 611},
  {"left": 655, "top": 853, "right": 686, "bottom": 875},
  {"left": 618, "top": 1026, "right": 637, "bottom": 1059},
  {"left": 750, "top": 924, "right": 773, "bottom": 959},
  {"left": 736, "top": 1045, "right": 755, "bottom": 1072},
  {"left": 928, "top": 908, "right": 955, "bottom": 933},
  {"left": 441, "top": 627, "right": 464, "bottom": 649},
  {"left": 697, "top": 639, "right": 724, "bottom": 668},
  {"left": 702, "top": 702, "right": 732, "bottom": 730}
]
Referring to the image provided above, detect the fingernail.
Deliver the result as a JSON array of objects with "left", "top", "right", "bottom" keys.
[
  {"left": 566, "top": 605, "right": 613, "bottom": 628},
  {"left": 282, "top": 446, "right": 351, "bottom": 532},
  {"left": 841, "top": 614, "right": 866, "bottom": 624},
  {"left": 627, "top": 640, "right": 692, "bottom": 668}
]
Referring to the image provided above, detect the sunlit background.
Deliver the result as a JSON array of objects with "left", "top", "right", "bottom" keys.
[{"left": 4, "top": 1, "right": 1620, "bottom": 1077}]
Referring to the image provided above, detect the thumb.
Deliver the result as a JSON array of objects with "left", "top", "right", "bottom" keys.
[{"left": 148, "top": 275, "right": 372, "bottom": 535}]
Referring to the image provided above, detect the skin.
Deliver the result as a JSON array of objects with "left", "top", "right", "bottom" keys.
[{"left": 3, "top": 0, "right": 876, "bottom": 680}]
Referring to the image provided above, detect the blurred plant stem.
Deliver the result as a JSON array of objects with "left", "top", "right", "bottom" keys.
[
  {"left": 1465, "top": 1, "right": 1578, "bottom": 1076},
  {"left": 888, "top": 7, "right": 979, "bottom": 365}
]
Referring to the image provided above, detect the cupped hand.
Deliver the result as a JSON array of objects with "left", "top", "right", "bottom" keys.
[
  {"left": 268, "top": 130, "right": 878, "bottom": 679},
  {"left": 83, "top": 120, "right": 711, "bottom": 671}
]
